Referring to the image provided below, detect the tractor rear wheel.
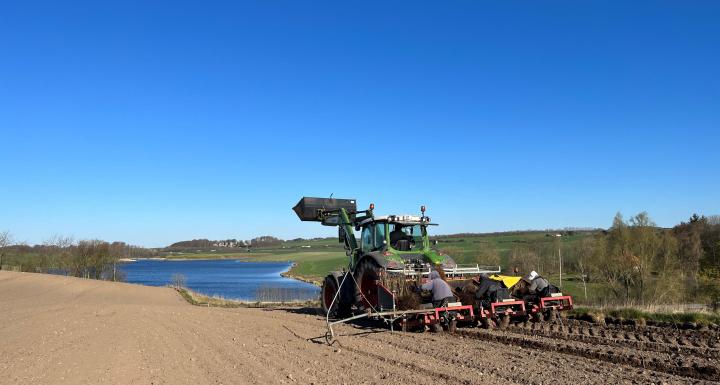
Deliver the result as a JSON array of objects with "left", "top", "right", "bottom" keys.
[{"left": 354, "top": 258, "right": 381, "bottom": 310}]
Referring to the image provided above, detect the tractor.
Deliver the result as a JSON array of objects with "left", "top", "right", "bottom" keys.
[{"left": 292, "top": 197, "right": 498, "bottom": 321}]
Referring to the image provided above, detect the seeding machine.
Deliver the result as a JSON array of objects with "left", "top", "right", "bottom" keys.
[{"left": 292, "top": 197, "right": 573, "bottom": 340}]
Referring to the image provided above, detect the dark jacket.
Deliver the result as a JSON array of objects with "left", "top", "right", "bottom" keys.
[{"left": 475, "top": 276, "right": 511, "bottom": 306}]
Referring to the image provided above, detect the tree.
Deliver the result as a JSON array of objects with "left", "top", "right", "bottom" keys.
[
  {"left": 602, "top": 212, "right": 636, "bottom": 301},
  {"left": 68, "top": 240, "right": 115, "bottom": 280},
  {"left": 509, "top": 244, "right": 541, "bottom": 275},
  {"left": 573, "top": 237, "right": 596, "bottom": 301},
  {"left": 171, "top": 273, "right": 186, "bottom": 289},
  {"left": 673, "top": 214, "right": 706, "bottom": 292},
  {"left": 0, "top": 231, "right": 13, "bottom": 270},
  {"left": 628, "top": 212, "right": 658, "bottom": 304}
]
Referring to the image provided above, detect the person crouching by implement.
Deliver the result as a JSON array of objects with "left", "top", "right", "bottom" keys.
[
  {"left": 420, "top": 270, "right": 455, "bottom": 308},
  {"left": 520, "top": 270, "right": 558, "bottom": 301}
]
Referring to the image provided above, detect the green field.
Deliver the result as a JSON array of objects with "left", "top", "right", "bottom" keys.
[{"left": 433, "top": 231, "right": 592, "bottom": 266}]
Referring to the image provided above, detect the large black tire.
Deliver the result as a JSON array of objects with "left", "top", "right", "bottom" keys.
[
  {"left": 354, "top": 258, "right": 382, "bottom": 310},
  {"left": 320, "top": 275, "right": 340, "bottom": 317},
  {"left": 321, "top": 274, "right": 352, "bottom": 319}
]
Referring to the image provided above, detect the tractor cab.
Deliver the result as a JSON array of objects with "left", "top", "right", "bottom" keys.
[
  {"left": 358, "top": 215, "right": 434, "bottom": 253},
  {"left": 355, "top": 210, "right": 458, "bottom": 277}
]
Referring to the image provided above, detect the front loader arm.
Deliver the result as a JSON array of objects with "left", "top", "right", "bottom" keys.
[{"left": 337, "top": 208, "right": 359, "bottom": 266}]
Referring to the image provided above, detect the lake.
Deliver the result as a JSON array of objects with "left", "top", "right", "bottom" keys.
[{"left": 120, "top": 259, "right": 319, "bottom": 301}]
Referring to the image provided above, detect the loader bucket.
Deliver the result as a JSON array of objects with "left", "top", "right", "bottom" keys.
[{"left": 293, "top": 197, "right": 357, "bottom": 222}]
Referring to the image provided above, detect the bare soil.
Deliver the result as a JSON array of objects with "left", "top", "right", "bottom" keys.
[{"left": 1, "top": 270, "right": 718, "bottom": 385}]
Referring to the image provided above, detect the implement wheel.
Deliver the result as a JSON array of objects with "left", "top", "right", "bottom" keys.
[
  {"left": 544, "top": 309, "right": 557, "bottom": 322},
  {"left": 481, "top": 317, "right": 494, "bottom": 330},
  {"left": 532, "top": 312, "right": 543, "bottom": 323},
  {"left": 498, "top": 314, "right": 511, "bottom": 329},
  {"left": 448, "top": 319, "right": 457, "bottom": 334}
]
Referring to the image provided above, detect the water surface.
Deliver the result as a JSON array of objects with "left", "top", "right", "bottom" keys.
[{"left": 120, "top": 259, "right": 319, "bottom": 301}]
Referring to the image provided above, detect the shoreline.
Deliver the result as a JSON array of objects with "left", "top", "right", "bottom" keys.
[{"left": 280, "top": 262, "right": 322, "bottom": 287}]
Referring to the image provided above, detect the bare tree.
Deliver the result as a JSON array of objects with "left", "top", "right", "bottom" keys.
[
  {"left": 573, "top": 237, "right": 595, "bottom": 302},
  {"left": 509, "top": 244, "right": 541, "bottom": 275},
  {"left": 171, "top": 273, "right": 186, "bottom": 289},
  {"left": 0, "top": 231, "right": 13, "bottom": 270}
]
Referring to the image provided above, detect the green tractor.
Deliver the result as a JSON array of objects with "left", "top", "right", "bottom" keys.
[{"left": 293, "top": 197, "right": 496, "bottom": 318}]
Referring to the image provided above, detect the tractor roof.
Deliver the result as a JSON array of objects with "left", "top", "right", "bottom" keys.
[{"left": 358, "top": 215, "right": 437, "bottom": 227}]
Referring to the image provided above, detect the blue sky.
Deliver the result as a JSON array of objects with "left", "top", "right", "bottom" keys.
[{"left": 1, "top": 1, "right": 718, "bottom": 247}]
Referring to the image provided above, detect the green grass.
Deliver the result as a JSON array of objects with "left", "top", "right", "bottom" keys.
[{"left": 242, "top": 251, "right": 347, "bottom": 284}]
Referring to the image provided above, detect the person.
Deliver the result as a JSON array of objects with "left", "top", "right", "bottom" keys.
[
  {"left": 524, "top": 270, "right": 559, "bottom": 300},
  {"left": 389, "top": 224, "right": 406, "bottom": 247},
  {"left": 420, "top": 270, "right": 455, "bottom": 308},
  {"left": 474, "top": 274, "right": 511, "bottom": 309}
]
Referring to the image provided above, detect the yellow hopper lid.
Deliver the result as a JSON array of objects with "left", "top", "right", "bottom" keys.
[{"left": 489, "top": 274, "right": 522, "bottom": 288}]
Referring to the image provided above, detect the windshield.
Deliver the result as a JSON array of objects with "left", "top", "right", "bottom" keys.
[{"left": 389, "top": 224, "right": 425, "bottom": 251}]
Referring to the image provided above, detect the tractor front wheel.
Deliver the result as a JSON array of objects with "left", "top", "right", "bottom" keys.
[
  {"left": 354, "top": 258, "right": 381, "bottom": 310},
  {"left": 321, "top": 274, "right": 352, "bottom": 318},
  {"left": 320, "top": 275, "right": 340, "bottom": 317}
]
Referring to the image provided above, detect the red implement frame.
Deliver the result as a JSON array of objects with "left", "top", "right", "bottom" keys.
[
  {"left": 476, "top": 300, "right": 527, "bottom": 319},
  {"left": 423, "top": 304, "right": 474, "bottom": 324},
  {"left": 539, "top": 295, "right": 573, "bottom": 311}
]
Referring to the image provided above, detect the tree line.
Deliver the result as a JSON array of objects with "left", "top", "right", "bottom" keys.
[
  {"left": 503, "top": 213, "right": 720, "bottom": 306},
  {"left": 167, "top": 236, "right": 283, "bottom": 250},
  {"left": 0, "top": 235, "right": 158, "bottom": 281}
]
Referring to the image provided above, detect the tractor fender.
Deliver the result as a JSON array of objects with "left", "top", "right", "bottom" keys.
[
  {"left": 327, "top": 271, "right": 344, "bottom": 281},
  {"left": 361, "top": 252, "right": 391, "bottom": 269}
]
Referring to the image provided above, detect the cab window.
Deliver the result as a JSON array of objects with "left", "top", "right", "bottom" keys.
[
  {"left": 390, "top": 224, "right": 425, "bottom": 251},
  {"left": 374, "top": 223, "right": 387, "bottom": 250},
  {"left": 361, "top": 224, "right": 374, "bottom": 252}
]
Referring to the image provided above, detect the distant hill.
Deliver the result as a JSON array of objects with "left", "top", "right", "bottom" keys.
[{"left": 166, "top": 236, "right": 284, "bottom": 250}]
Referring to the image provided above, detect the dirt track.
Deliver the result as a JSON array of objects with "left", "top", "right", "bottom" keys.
[{"left": 1, "top": 271, "right": 718, "bottom": 385}]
